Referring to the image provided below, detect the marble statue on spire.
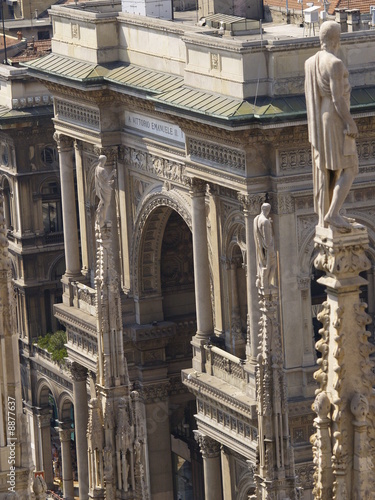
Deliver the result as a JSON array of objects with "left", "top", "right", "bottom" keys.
[{"left": 305, "top": 20, "right": 358, "bottom": 232}]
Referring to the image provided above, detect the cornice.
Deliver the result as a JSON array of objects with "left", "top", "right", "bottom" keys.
[{"left": 182, "top": 370, "right": 257, "bottom": 420}]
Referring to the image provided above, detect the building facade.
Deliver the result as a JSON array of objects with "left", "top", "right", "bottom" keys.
[{"left": 21, "top": 4, "right": 375, "bottom": 499}]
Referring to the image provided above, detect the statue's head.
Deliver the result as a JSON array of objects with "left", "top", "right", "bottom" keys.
[
  {"left": 98, "top": 155, "right": 107, "bottom": 166},
  {"left": 320, "top": 21, "right": 341, "bottom": 51},
  {"left": 261, "top": 203, "right": 271, "bottom": 216}
]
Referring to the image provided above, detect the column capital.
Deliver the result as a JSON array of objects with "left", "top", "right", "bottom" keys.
[
  {"left": 238, "top": 193, "right": 266, "bottom": 215},
  {"left": 70, "top": 362, "right": 88, "bottom": 383},
  {"left": 59, "top": 427, "right": 73, "bottom": 442},
  {"left": 94, "top": 145, "right": 118, "bottom": 165},
  {"left": 194, "top": 432, "right": 220, "bottom": 458},
  {"left": 184, "top": 176, "right": 207, "bottom": 195},
  {"left": 37, "top": 410, "right": 52, "bottom": 428},
  {"left": 53, "top": 132, "right": 74, "bottom": 152},
  {"left": 74, "top": 139, "right": 83, "bottom": 153}
]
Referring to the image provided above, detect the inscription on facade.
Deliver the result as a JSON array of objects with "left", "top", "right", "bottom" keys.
[{"left": 125, "top": 111, "right": 185, "bottom": 144}]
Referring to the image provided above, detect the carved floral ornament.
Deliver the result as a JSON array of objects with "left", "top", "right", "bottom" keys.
[
  {"left": 237, "top": 193, "right": 266, "bottom": 216},
  {"left": 194, "top": 433, "right": 221, "bottom": 458},
  {"left": 53, "top": 132, "right": 73, "bottom": 152},
  {"left": 314, "top": 242, "right": 371, "bottom": 277}
]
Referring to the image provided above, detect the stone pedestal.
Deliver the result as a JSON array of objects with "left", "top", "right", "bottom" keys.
[{"left": 312, "top": 224, "right": 375, "bottom": 498}]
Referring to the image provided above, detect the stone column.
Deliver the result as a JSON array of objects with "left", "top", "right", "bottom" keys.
[
  {"left": 59, "top": 427, "right": 75, "bottom": 500},
  {"left": 238, "top": 193, "right": 265, "bottom": 361},
  {"left": 220, "top": 445, "right": 232, "bottom": 499},
  {"left": 74, "top": 141, "right": 89, "bottom": 279},
  {"left": 54, "top": 133, "right": 81, "bottom": 304},
  {"left": 37, "top": 410, "right": 53, "bottom": 489},
  {"left": 229, "top": 258, "right": 246, "bottom": 358},
  {"left": 195, "top": 433, "right": 223, "bottom": 500},
  {"left": 297, "top": 276, "right": 315, "bottom": 368},
  {"left": 208, "top": 184, "right": 224, "bottom": 335},
  {"left": 312, "top": 224, "right": 374, "bottom": 498},
  {"left": 118, "top": 146, "right": 131, "bottom": 292},
  {"left": 188, "top": 178, "right": 213, "bottom": 371},
  {"left": 71, "top": 363, "right": 89, "bottom": 500}
]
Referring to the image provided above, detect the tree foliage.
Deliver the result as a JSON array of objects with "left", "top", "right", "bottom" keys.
[{"left": 37, "top": 330, "right": 67, "bottom": 364}]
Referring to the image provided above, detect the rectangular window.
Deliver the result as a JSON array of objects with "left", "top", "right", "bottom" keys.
[{"left": 43, "top": 201, "right": 62, "bottom": 233}]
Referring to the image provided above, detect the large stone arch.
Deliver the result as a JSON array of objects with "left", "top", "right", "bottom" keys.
[
  {"left": 131, "top": 188, "right": 192, "bottom": 306},
  {"left": 130, "top": 188, "right": 193, "bottom": 323},
  {"left": 36, "top": 378, "right": 59, "bottom": 413},
  {"left": 59, "top": 392, "right": 74, "bottom": 423}
]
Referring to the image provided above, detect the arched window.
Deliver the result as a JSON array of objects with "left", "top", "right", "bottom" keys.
[{"left": 41, "top": 179, "right": 63, "bottom": 233}]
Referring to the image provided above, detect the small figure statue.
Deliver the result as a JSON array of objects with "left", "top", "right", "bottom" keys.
[
  {"left": 94, "top": 155, "right": 115, "bottom": 227},
  {"left": 33, "top": 475, "right": 47, "bottom": 500},
  {"left": 305, "top": 21, "right": 358, "bottom": 232},
  {"left": 253, "top": 203, "right": 276, "bottom": 292}
]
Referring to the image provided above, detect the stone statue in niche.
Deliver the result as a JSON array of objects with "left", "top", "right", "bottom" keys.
[
  {"left": 94, "top": 155, "right": 116, "bottom": 227},
  {"left": 305, "top": 21, "right": 358, "bottom": 232},
  {"left": 253, "top": 203, "right": 276, "bottom": 292}
]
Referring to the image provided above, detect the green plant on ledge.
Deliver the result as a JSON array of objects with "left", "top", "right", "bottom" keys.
[{"left": 36, "top": 330, "right": 67, "bottom": 364}]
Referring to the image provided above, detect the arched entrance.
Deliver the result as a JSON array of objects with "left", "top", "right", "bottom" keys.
[
  {"left": 160, "top": 210, "right": 195, "bottom": 320},
  {"left": 133, "top": 196, "right": 204, "bottom": 499},
  {"left": 36, "top": 383, "right": 77, "bottom": 497}
]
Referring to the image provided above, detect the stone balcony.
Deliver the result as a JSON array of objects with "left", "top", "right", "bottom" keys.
[
  {"left": 54, "top": 282, "right": 98, "bottom": 373},
  {"left": 182, "top": 345, "right": 258, "bottom": 459}
]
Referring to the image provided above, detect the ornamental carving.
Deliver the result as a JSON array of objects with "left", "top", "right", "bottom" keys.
[
  {"left": 356, "top": 138, "right": 375, "bottom": 164},
  {"left": 123, "top": 146, "right": 185, "bottom": 183},
  {"left": 314, "top": 241, "right": 371, "bottom": 278},
  {"left": 70, "top": 362, "right": 88, "bottom": 382},
  {"left": 55, "top": 99, "right": 100, "bottom": 130},
  {"left": 188, "top": 137, "right": 245, "bottom": 172},
  {"left": 94, "top": 146, "right": 118, "bottom": 165},
  {"left": 195, "top": 433, "right": 221, "bottom": 458},
  {"left": 53, "top": 132, "right": 73, "bottom": 152},
  {"left": 140, "top": 383, "right": 169, "bottom": 402},
  {"left": 238, "top": 193, "right": 266, "bottom": 216},
  {"left": 183, "top": 176, "right": 207, "bottom": 194},
  {"left": 297, "top": 215, "right": 316, "bottom": 248},
  {"left": 313, "top": 302, "right": 330, "bottom": 394},
  {"left": 269, "top": 193, "right": 295, "bottom": 215},
  {"left": 278, "top": 147, "right": 312, "bottom": 172}
]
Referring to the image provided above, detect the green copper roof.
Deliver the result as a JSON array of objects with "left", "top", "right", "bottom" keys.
[
  {"left": 24, "top": 53, "right": 183, "bottom": 93},
  {"left": 24, "top": 53, "right": 375, "bottom": 124}
]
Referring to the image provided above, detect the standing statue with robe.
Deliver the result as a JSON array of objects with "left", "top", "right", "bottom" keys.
[
  {"left": 305, "top": 21, "right": 358, "bottom": 232},
  {"left": 95, "top": 155, "right": 115, "bottom": 227}
]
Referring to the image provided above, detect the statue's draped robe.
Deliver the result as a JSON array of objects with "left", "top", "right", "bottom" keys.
[{"left": 305, "top": 51, "right": 358, "bottom": 222}]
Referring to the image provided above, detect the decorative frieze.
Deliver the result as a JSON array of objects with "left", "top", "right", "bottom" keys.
[
  {"left": 196, "top": 397, "right": 258, "bottom": 442},
  {"left": 269, "top": 193, "right": 295, "bottom": 215},
  {"left": 55, "top": 99, "right": 100, "bottom": 130},
  {"left": 188, "top": 137, "right": 246, "bottom": 173},
  {"left": 278, "top": 147, "right": 312, "bottom": 172},
  {"left": 33, "top": 361, "right": 73, "bottom": 392},
  {"left": 123, "top": 146, "right": 185, "bottom": 183}
]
